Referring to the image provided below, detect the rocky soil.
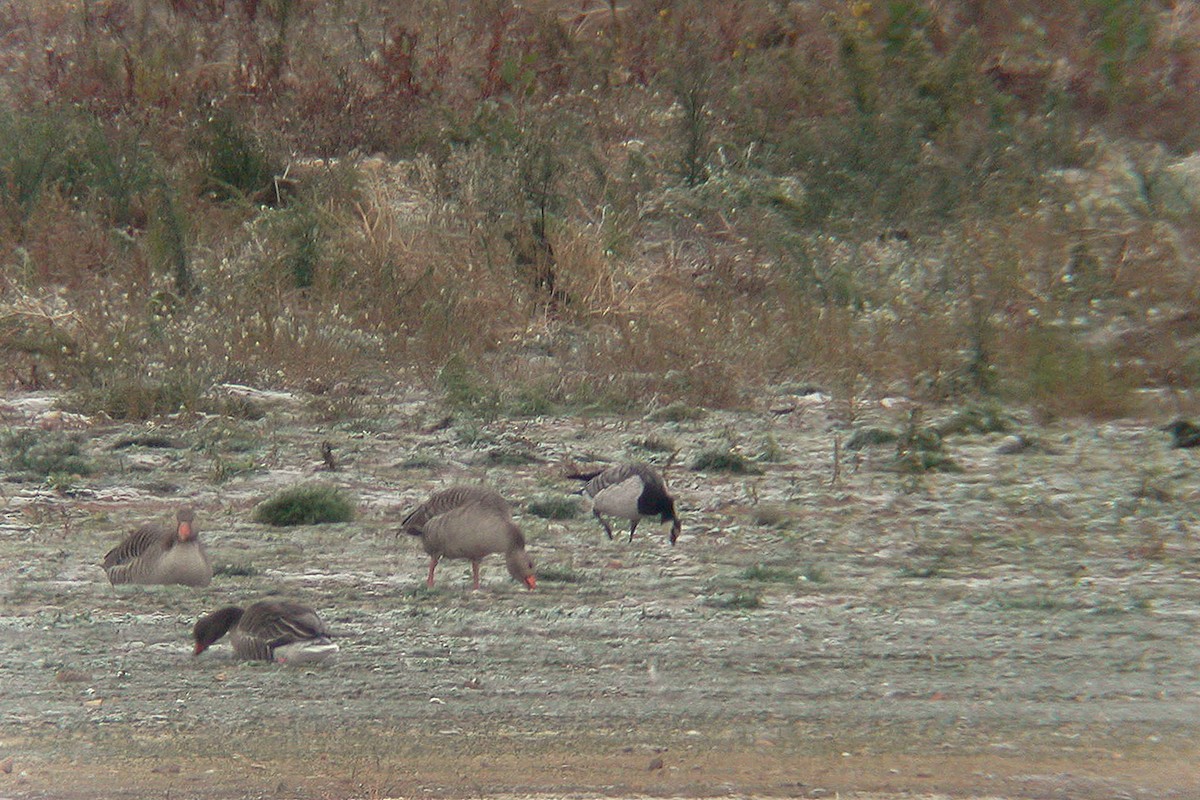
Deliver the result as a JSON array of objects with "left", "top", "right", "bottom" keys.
[{"left": 1, "top": 384, "right": 1198, "bottom": 799}]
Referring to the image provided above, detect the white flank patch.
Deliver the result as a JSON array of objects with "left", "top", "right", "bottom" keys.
[{"left": 274, "top": 641, "right": 340, "bottom": 666}]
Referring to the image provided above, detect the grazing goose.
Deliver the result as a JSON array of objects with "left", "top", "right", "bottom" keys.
[
  {"left": 568, "top": 462, "right": 681, "bottom": 545},
  {"left": 192, "top": 600, "right": 339, "bottom": 664},
  {"left": 402, "top": 485, "right": 536, "bottom": 590},
  {"left": 102, "top": 507, "right": 212, "bottom": 587}
]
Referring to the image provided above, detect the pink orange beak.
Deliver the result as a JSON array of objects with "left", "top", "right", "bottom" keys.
[
  {"left": 178, "top": 521, "right": 194, "bottom": 541},
  {"left": 524, "top": 575, "right": 537, "bottom": 590}
]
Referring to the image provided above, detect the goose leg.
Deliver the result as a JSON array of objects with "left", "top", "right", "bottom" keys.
[
  {"left": 471, "top": 560, "right": 482, "bottom": 591},
  {"left": 627, "top": 519, "right": 640, "bottom": 543},
  {"left": 594, "top": 510, "right": 614, "bottom": 539},
  {"left": 426, "top": 556, "right": 439, "bottom": 587}
]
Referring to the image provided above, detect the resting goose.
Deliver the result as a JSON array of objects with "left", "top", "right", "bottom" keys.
[
  {"left": 192, "top": 600, "right": 339, "bottom": 664},
  {"left": 401, "top": 485, "right": 536, "bottom": 590},
  {"left": 102, "top": 507, "right": 212, "bottom": 587},
  {"left": 568, "top": 462, "right": 681, "bottom": 545}
]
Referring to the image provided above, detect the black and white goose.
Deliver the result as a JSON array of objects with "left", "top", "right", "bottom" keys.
[
  {"left": 192, "top": 600, "right": 339, "bottom": 664},
  {"left": 567, "top": 462, "right": 681, "bottom": 545}
]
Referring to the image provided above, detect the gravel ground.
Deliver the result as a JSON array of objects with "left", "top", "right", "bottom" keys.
[{"left": 1, "top": 386, "right": 1198, "bottom": 799}]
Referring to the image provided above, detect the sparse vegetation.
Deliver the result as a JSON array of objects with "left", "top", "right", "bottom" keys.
[
  {"left": 2, "top": 430, "right": 93, "bottom": 478},
  {"left": 751, "top": 504, "right": 794, "bottom": 528},
  {"left": 213, "top": 562, "right": 262, "bottom": 578},
  {"left": 536, "top": 565, "right": 586, "bottom": 584},
  {"left": 739, "top": 564, "right": 797, "bottom": 584},
  {"left": 0, "top": 1, "right": 1196, "bottom": 417},
  {"left": 253, "top": 484, "right": 355, "bottom": 527},
  {"left": 846, "top": 428, "right": 899, "bottom": 450},
  {"left": 934, "top": 403, "right": 1014, "bottom": 436},
  {"left": 525, "top": 495, "right": 580, "bottom": 521},
  {"left": 704, "top": 592, "right": 764, "bottom": 610},
  {"left": 648, "top": 403, "right": 707, "bottom": 423},
  {"left": 691, "top": 448, "right": 763, "bottom": 475}
]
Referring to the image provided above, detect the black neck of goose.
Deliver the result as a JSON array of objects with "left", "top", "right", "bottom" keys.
[
  {"left": 193, "top": 606, "right": 245, "bottom": 653},
  {"left": 638, "top": 490, "right": 674, "bottom": 519}
]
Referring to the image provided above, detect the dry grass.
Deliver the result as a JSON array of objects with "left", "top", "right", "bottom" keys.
[{"left": 1, "top": 1, "right": 1199, "bottom": 415}]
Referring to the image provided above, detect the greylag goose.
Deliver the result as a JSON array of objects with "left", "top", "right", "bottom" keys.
[
  {"left": 567, "top": 462, "right": 681, "bottom": 544},
  {"left": 401, "top": 485, "right": 536, "bottom": 590},
  {"left": 192, "top": 600, "right": 338, "bottom": 664},
  {"left": 102, "top": 507, "right": 212, "bottom": 587}
]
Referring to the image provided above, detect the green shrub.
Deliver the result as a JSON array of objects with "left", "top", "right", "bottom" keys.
[
  {"left": 934, "top": 402, "right": 1013, "bottom": 436},
  {"left": 1020, "top": 329, "right": 1134, "bottom": 419},
  {"left": 196, "top": 112, "right": 278, "bottom": 202},
  {"left": 691, "top": 448, "right": 763, "bottom": 474},
  {"left": 751, "top": 504, "right": 793, "bottom": 528},
  {"left": 648, "top": 402, "right": 706, "bottom": 423},
  {"left": 630, "top": 435, "right": 678, "bottom": 454},
  {"left": 704, "top": 592, "right": 763, "bottom": 610},
  {"left": 536, "top": 565, "right": 586, "bottom": 583},
  {"left": 72, "top": 374, "right": 205, "bottom": 421},
  {"left": 739, "top": 564, "right": 796, "bottom": 584},
  {"left": 438, "top": 354, "right": 500, "bottom": 419},
  {"left": 846, "top": 427, "right": 899, "bottom": 450},
  {"left": 252, "top": 484, "right": 355, "bottom": 526},
  {"left": 478, "top": 447, "right": 541, "bottom": 466},
  {"left": 2, "top": 430, "right": 93, "bottom": 477},
  {"left": 213, "top": 562, "right": 261, "bottom": 577},
  {"left": 525, "top": 495, "right": 579, "bottom": 520}
]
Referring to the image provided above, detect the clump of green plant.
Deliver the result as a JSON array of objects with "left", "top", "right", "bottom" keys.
[
  {"left": 525, "top": 495, "right": 579, "bottom": 520},
  {"left": 934, "top": 402, "right": 1012, "bottom": 436},
  {"left": 758, "top": 434, "right": 786, "bottom": 463},
  {"left": 1020, "top": 329, "right": 1134, "bottom": 419},
  {"left": 111, "top": 434, "right": 181, "bottom": 450},
  {"left": 536, "top": 565, "right": 586, "bottom": 583},
  {"left": 438, "top": 354, "right": 500, "bottom": 419},
  {"left": 213, "top": 562, "right": 261, "bottom": 577},
  {"left": 208, "top": 455, "right": 260, "bottom": 484},
  {"left": 399, "top": 454, "right": 443, "bottom": 470},
  {"left": 252, "top": 484, "right": 355, "bottom": 526},
  {"left": 846, "top": 427, "right": 898, "bottom": 450},
  {"left": 210, "top": 394, "right": 268, "bottom": 421},
  {"left": 196, "top": 111, "right": 279, "bottom": 202},
  {"left": 506, "top": 380, "right": 560, "bottom": 417},
  {"left": 3, "top": 430, "right": 93, "bottom": 477},
  {"left": 479, "top": 447, "right": 541, "bottom": 466},
  {"left": 704, "top": 592, "right": 763, "bottom": 610},
  {"left": 739, "top": 564, "right": 796, "bottom": 584},
  {"left": 71, "top": 369, "right": 208, "bottom": 421},
  {"left": 751, "top": 503, "right": 793, "bottom": 528},
  {"left": 630, "top": 434, "right": 678, "bottom": 453},
  {"left": 892, "top": 411, "right": 960, "bottom": 473},
  {"left": 800, "top": 563, "right": 829, "bottom": 584},
  {"left": 691, "top": 448, "right": 763, "bottom": 474},
  {"left": 894, "top": 447, "right": 961, "bottom": 474},
  {"left": 649, "top": 402, "right": 706, "bottom": 423}
]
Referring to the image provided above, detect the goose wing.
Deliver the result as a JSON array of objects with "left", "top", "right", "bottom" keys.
[
  {"left": 241, "top": 601, "right": 331, "bottom": 648},
  {"left": 582, "top": 463, "right": 662, "bottom": 497},
  {"left": 102, "top": 525, "right": 169, "bottom": 568},
  {"left": 403, "top": 485, "right": 510, "bottom": 530}
]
